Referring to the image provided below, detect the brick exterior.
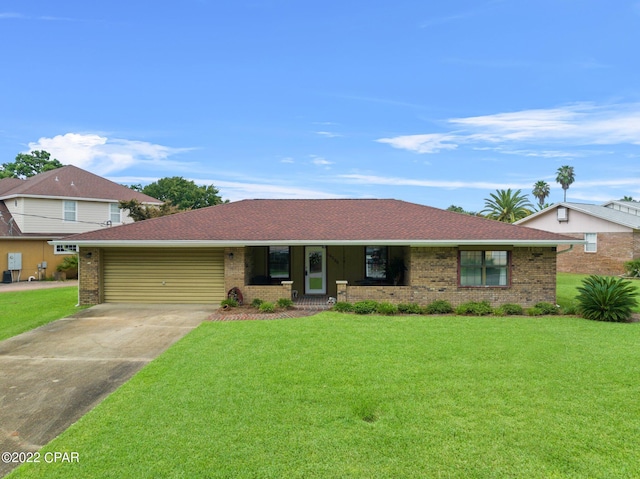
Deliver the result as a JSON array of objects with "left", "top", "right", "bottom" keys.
[
  {"left": 78, "top": 247, "right": 102, "bottom": 305},
  {"left": 557, "top": 232, "right": 640, "bottom": 276}
]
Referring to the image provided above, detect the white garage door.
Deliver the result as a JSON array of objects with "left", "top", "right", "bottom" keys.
[{"left": 103, "top": 248, "right": 225, "bottom": 303}]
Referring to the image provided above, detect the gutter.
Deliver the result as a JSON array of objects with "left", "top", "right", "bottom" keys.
[{"left": 556, "top": 245, "right": 574, "bottom": 255}]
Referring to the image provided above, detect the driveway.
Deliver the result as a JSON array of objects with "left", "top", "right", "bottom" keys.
[{"left": 0, "top": 304, "right": 216, "bottom": 477}]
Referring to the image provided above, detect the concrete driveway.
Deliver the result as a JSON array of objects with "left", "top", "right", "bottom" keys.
[{"left": 0, "top": 304, "right": 216, "bottom": 477}]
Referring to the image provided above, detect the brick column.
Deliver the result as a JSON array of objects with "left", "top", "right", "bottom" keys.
[
  {"left": 336, "top": 280, "right": 348, "bottom": 303},
  {"left": 79, "top": 247, "right": 102, "bottom": 305},
  {"left": 281, "top": 280, "right": 293, "bottom": 299}
]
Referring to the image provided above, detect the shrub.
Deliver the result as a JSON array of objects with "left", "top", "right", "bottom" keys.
[
  {"left": 276, "top": 298, "right": 294, "bottom": 309},
  {"left": 561, "top": 304, "right": 578, "bottom": 315},
  {"left": 259, "top": 301, "right": 276, "bottom": 313},
  {"left": 496, "top": 303, "right": 524, "bottom": 316},
  {"left": 56, "top": 254, "right": 78, "bottom": 273},
  {"left": 534, "top": 302, "right": 558, "bottom": 315},
  {"left": 398, "top": 303, "right": 423, "bottom": 314},
  {"left": 455, "top": 301, "right": 493, "bottom": 316},
  {"left": 220, "top": 298, "right": 238, "bottom": 308},
  {"left": 376, "top": 302, "right": 398, "bottom": 315},
  {"left": 623, "top": 259, "right": 640, "bottom": 278},
  {"left": 353, "top": 300, "right": 379, "bottom": 315},
  {"left": 251, "top": 298, "right": 264, "bottom": 308},
  {"left": 424, "top": 300, "right": 454, "bottom": 315},
  {"left": 527, "top": 307, "right": 544, "bottom": 316},
  {"left": 576, "top": 275, "right": 638, "bottom": 322},
  {"left": 333, "top": 302, "right": 354, "bottom": 313}
]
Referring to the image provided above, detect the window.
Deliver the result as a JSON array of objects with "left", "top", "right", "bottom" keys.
[
  {"left": 365, "top": 246, "right": 387, "bottom": 279},
  {"left": 55, "top": 244, "right": 78, "bottom": 254},
  {"left": 460, "top": 251, "right": 509, "bottom": 287},
  {"left": 63, "top": 201, "right": 77, "bottom": 222},
  {"left": 268, "top": 246, "right": 290, "bottom": 279},
  {"left": 585, "top": 233, "right": 597, "bottom": 253},
  {"left": 110, "top": 203, "right": 121, "bottom": 225}
]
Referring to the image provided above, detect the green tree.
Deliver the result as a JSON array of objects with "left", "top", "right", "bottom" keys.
[
  {"left": 620, "top": 196, "right": 635, "bottom": 202},
  {"left": 555, "top": 165, "right": 575, "bottom": 202},
  {"left": 446, "top": 205, "right": 477, "bottom": 215},
  {"left": 0, "top": 150, "right": 64, "bottom": 178},
  {"left": 532, "top": 181, "right": 550, "bottom": 209},
  {"left": 118, "top": 199, "right": 181, "bottom": 222},
  {"left": 480, "top": 188, "right": 534, "bottom": 223},
  {"left": 139, "top": 177, "right": 225, "bottom": 210}
]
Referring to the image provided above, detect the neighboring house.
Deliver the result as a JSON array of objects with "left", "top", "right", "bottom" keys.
[
  {"left": 0, "top": 165, "right": 161, "bottom": 281},
  {"left": 515, "top": 201, "right": 640, "bottom": 276},
  {"left": 52, "top": 199, "right": 577, "bottom": 307}
]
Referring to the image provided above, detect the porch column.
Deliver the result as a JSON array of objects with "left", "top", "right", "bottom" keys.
[
  {"left": 281, "top": 280, "right": 294, "bottom": 300},
  {"left": 336, "top": 280, "right": 348, "bottom": 303}
]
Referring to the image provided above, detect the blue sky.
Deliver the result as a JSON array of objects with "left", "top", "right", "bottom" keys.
[{"left": 1, "top": 1, "right": 639, "bottom": 210}]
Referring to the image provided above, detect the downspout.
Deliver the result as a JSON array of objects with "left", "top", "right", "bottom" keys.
[{"left": 556, "top": 245, "right": 574, "bottom": 255}]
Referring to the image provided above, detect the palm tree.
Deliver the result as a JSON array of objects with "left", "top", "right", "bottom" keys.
[
  {"left": 480, "top": 189, "right": 535, "bottom": 223},
  {"left": 620, "top": 196, "right": 635, "bottom": 202},
  {"left": 556, "top": 165, "right": 575, "bottom": 202},
  {"left": 532, "top": 181, "right": 551, "bottom": 209}
]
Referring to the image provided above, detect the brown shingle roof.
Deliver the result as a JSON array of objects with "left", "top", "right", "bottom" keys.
[
  {"left": 0, "top": 165, "right": 161, "bottom": 203},
  {"left": 61, "top": 199, "right": 577, "bottom": 245}
]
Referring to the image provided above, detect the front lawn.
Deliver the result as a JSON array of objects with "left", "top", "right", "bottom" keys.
[
  {"left": 0, "top": 287, "right": 80, "bottom": 341},
  {"left": 13, "top": 313, "right": 640, "bottom": 478}
]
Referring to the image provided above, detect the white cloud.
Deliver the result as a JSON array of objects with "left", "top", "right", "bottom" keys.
[
  {"left": 315, "top": 131, "right": 341, "bottom": 138},
  {"left": 0, "top": 12, "right": 24, "bottom": 19},
  {"left": 27, "top": 133, "right": 192, "bottom": 175},
  {"left": 310, "top": 155, "right": 333, "bottom": 166},
  {"left": 280, "top": 157, "right": 294, "bottom": 163},
  {"left": 376, "top": 102, "right": 640, "bottom": 154},
  {"left": 338, "top": 174, "right": 530, "bottom": 190}
]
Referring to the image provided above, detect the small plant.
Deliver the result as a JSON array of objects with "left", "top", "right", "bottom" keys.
[
  {"left": 455, "top": 301, "right": 493, "bottom": 316},
  {"left": 56, "top": 254, "right": 78, "bottom": 272},
  {"left": 276, "top": 298, "right": 294, "bottom": 309},
  {"left": 424, "top": 300, "right": 454, "bottom": 315},
  {"left": 376, "top": 302, "right": 398, "bottom": 315},
  {"left": 534, "top": 302, "right": 558, "bottom": 315},
  {"left": 560, "top": 303, "right": 578, "bottom": 315},
  {"left": 220, "top": 298, "right": 238, "bottom": 308},
  {"left": 576, "top": 275, "right": 638, "bottom": 322},
  {"left": 398, "top": 303, "right": 422, "bottom": 314},
  {"left": 497, "top": 303, "right": 524, "bottom": 316},
  {"left": 353, "top": 300, "right": 379, "bottom": 315},
  {"left": 251, "top": 298, "right": 264, "bottom": 308},
  {"left": 527, "top": 307, "right": 544, "bottom": 316},
  {"left": 623, "top": 259, "right": 640, "bottom": 277},
  {"left": 259, "top": 301, "right": 276, "bottom": 313},
  {"left": 333, "top": 302, "right": 354, "bottom": 312}
]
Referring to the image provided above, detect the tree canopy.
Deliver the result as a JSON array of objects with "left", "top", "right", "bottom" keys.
[
  {"left": 480, "top": 189, "right": 534, "bottom": 223},
  {"left": 118, "top": 199, "right": 182, "bottom": 222},
  {"left": 138, "top": 176, "right": 225, "bottom": 210},
  {"left": 532, "top": 181, "right": 551, "bottom": 209},
  {"left": 556, "top": 165, "right": 575, "bottom": 202},
  {"left": 0, "top": 150, "right": 63, "bottom": 179}
]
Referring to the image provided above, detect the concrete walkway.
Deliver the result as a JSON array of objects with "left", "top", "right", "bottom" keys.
[
  {"left": 0, "top": 303, "right": 216, "bottom": 477},
  {"left": 0, "top": 279, "right": 78, "bottom": 293}
]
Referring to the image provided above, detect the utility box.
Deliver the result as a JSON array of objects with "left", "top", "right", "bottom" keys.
[
  {"left": 2, "top": 270, "right": 11, "bottom": 283},
  {"left": 8, "top": 252, "right": 22, "bottom": 270}
]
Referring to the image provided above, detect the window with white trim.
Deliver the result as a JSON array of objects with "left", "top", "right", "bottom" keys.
[
  {"left": 63, "top": 200, "right": 77, "bottom": 222},
  {"left": 584, "top": 233, "right": 597, "bottom": 253},
  {"left": 460, "top": 250, "right": 509, "bottom": 287},
  {"left": 55, "top": 244, "right": 78, "bottom": 254},
  {"left": 110, "top": 203, "right": 121, "bottom": 224}
]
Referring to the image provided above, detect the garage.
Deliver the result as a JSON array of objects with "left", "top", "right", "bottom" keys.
[{"left": 102, "top": 248, "right": 225, "bottom": 303}]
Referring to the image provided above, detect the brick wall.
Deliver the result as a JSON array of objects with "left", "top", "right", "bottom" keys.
[
  {"left": 78, "top": 247, "right": 101, "bottom": 305},
  {"left": 557, "top": 232, "right": 637, "bottom": 275}
]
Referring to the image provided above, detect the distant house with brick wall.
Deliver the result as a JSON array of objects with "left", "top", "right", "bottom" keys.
[
  {"left": 54, "top": 199, "right": 577, "bottom": 308},
  {"left": 515, "top": 201, "right": 640, "bottom": 276}
]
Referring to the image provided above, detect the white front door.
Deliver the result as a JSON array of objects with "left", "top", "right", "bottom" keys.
[{"left": 305, "top": 246, "right": 326, "bottom": 294}]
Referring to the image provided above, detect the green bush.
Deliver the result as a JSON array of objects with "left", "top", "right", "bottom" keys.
[
  {"left": 376, "top": 302, "right": 398, "bottom": 316},
  {"left": 561, "top": 304, "right": 578, "bottom": 315},
  {"left": 527, "top": 307, "right": 544, "bottom": 316},
  {"left": 220, "top": 298, "right": 238, "bottom": 308},
  {"left": 276, "top": 298, "right": 294, "bottom": 309},
  {"left": 333, "top": 301, "right": 354, "bottom": 312},
  {"left": 353, "top": 300, "right": 379, "bottom": 315},
  {"left": 259, "top": 301, "right": 276, "bottom": 313},
  {"left": 251, "top": 298, "right": 264, "bottom": 308},
  {"left": 623, "top": 259, "right": 640, "bottom": 277},
  {"left": 534, "top": 302, "right": 558, "bottom": 315},
  {"left": 424, "top": 300, "right": 454, "bottom": 315},
  {"left": 56, "top": 254, "right": 78, "bottom": 273},
  {"left": 576, "top": 275, "right": 638, "bottom": 322},
  {"left": 496, "top": 303, "right": 524, "bottom": 316},
  {"left": 398, "top": 303, "right": 423, "bottom": 314},
  {"left": 455, "top": 301, "right": 493, "bottom": 316}
]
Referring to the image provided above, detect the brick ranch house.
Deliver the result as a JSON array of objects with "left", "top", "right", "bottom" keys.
[
  {"left": 515, "top": 200, "right": 640, "bottom": 276},
  {"left": 53, "top": 199, "right": 578, "bottom": 307}
]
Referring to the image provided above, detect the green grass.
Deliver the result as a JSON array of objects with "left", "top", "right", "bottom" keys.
[
  {"left": 13, "top": 313, "right": 640, "bottom": 479},
  {"left": 557, "top": 272, "right": 640, "bottom": 313},
  {"left": 0, "top": 287, "right": 81, "bottom": 341}
]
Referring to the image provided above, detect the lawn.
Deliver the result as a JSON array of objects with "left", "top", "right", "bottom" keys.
[
  {"left": 0, "top": 286, "right": 80, "bottom": 341},
  {"left": 13, "top": 312, "right": 640, "bottom": 479}
]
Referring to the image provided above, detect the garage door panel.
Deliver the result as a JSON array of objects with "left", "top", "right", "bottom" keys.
[{"left": 103, "top": 248, "right": 224, "bottom": 303}]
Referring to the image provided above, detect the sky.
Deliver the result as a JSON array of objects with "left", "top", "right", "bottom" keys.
[{"left": 1, "top": 0, "right": 639, "bottom": 211}]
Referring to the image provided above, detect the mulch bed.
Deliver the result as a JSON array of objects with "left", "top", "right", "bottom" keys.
[{"left": 208, "top": 305, "right": 322, "bottom": 321}]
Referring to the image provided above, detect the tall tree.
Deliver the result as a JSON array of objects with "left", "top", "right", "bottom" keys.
[
  {"left": 118, "top": 199, "right": 181, "bottom": 222},
  {"left": 555, "top": 165, "right": 575, "bottom": 202},
  {"left": 480, "top": 188, "right": 534, "bottom": 223},
  {"left": 620, "top": 196, "right": 635, "bottom": 202},
  {"left": 139, "top": 176, "right": 225, "bottom": 210},
  {"left": 0, "top": 150, "right": 63, "bottom": 178},
  {"left": 532, "top": 180, "right": 551, "bottom": 209}
]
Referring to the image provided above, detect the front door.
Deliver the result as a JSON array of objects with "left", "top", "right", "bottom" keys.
[{"left": 305, "top": 246, "right": 326, "bottom": 294}]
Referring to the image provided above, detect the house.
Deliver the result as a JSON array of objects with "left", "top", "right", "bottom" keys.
[
  {"left": 0, "top": 165, "right": 161, "bottom": 281},
  {"left": 514, "top": 201, "right": 640, "bottom": 276},
  {"left": 52, "top": 199, "right": 577, "bottom": 307}
]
